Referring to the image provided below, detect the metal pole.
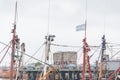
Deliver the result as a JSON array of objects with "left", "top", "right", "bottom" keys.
[
  {"left": 10, "top": 26, "right": 16, "bottom": 80},
  {"left": 10, "top": 1, "right": 17, "bottom": 80},
  {"left": 99, "top": 35, "right": 106, "bottom": 79},
  {"left": 43, "top": 35, "right": 51, "bottom": 80},
  {"left": 82, "top": 38, "right": 86, "bottom": 80}
]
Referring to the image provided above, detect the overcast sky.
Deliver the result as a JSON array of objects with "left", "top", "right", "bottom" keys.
[{"left": 0, "top": 0, "right": 120, "bottom": 66}]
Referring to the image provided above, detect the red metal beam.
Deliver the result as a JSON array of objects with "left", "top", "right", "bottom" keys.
[
  {"left": 87, "top": 56, "right": 92, "bottom": 80},
  {"left": 10, "top": 26, "right": 16, "bottom": 80},
  {"left": 107, "top": 67, "right": 120, "bottom": 80}
]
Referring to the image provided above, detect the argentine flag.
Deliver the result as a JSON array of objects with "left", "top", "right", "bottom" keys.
[{"left": 76, "top": 24, "right": 85, "bottom": 31}]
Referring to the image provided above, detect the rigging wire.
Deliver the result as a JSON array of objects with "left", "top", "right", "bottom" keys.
[
  {"left": 97, "top": 48, "right": 102, "bottom": 62},
  {"left": 107, "top": 42, "right": 120, "bottom": 47},
  {"left": 0, "top": 41, "right": 11, "bottom": 54},
  {"left": 106, "top": 43, "right": 115, "bottom": 57},
  {"left": 90, "top": 44, "right": 101, "bottom": 58},
  {"left": 0, "top": 41, "right": 63, "bottom": 79},
  {"left": 110, "top": 49, "right": 120, "bottom": 59},
  {"left": 103, "top": 16, "right": 106, "bottom": 35},
  {"left": 14, "top": 0, "right": 18, "bottom": 25},
  {"left": 0, "top": 41, "right": 11, "bottom": 46},
  {"left": 21, "top": 51, "right": 63, "bottom": 80},
  {"left": 25, "top": 42, "right": 45, "bottom": 64},
  {"left": 77, "top": 47, "right": 83, "bottom": 63},
  {"left": 51, "top": 43, "right": 81, "bottom": 48},
  {"left": 106, "top": 43, "right": 120, "bottom": 59},
  {"left": 51, "top": 43, "right": 99, "bottom": 48},
  {"left": 47, "top": 0, "right": 51, "bottom": 35},
  {"left": 0, "top": 43, "right": 11, "bottom": 64}
]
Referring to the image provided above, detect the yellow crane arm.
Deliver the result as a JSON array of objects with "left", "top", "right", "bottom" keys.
[{"left": 39, "top": 67, "right": 55, "bottom": 80}]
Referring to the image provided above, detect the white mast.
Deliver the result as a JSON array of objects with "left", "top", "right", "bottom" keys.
[{"left": 43, "top": 35, "right": 55, "bottom": 80}]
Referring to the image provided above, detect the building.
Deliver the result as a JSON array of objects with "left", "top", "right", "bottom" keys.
[{"left": 53, "top": 51, "right": 77, "bottom": 65}]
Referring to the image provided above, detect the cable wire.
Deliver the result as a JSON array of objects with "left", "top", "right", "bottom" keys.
[
  {"left": 51, "top": 43, "right": 99, "bottom": 48},
  {"left": 90, "top": 44, "right": 101, "bottom": 58},
  {"left": 0, "top": 41, "right": 11, "bottom": 54},
  {"left": 110, "top": 49, "right": 120, "bottom": 59},
  {"left": 0, "top": 43, "right": 11, "bottom": 64},
  {"left": 25, "top": 42, "right": 45, "bottom": 64},
  {"left": 51, "top": 43, "right": 81, "bottom": 48},
  {"left": 23, "top": 51, "right": 63, "bottom": 80}
]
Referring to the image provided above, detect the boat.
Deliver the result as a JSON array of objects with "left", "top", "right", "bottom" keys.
[{"left": 0, "top": 0, "right": 120, "bottom": 80}]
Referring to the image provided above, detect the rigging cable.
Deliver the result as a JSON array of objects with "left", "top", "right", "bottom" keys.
[
  {"left": 107, "top": 42, "right": 120, "bottom": 46},
  {"left": 0, "top": 43, "right": 11, "bottom": 64},
  {"left": 22, "top": 51, "right": 63, "bottom": 80},
  {"left": 110, "top": 49, "right": 120, "bottom": 59},
  {"left": 106, "top": 43, "right": 115, "bottom": 57},
  {"left": 0, "top": 41, "right": 11, "bottom": 54},
  {"left": 0, "top": 41, "right": 63, "bottom": 80},
  {"left": 0, "top": 41, "right": 53, "bottom": 66},
  {"left": 47, "top": 0, "right": 51, "bottom": 35},
  {"left": 77, "top": 47, "right": 83, "bottom": 63},
  {"left": 97, "top": 47, "right": 102, "bottom": 62},
  {"left": 25, "top": 42, "right": 45, "bottom": 64},
  {"left": 90, "top": 44, "right": 101, "bottom": 58},
  {"left": 0, "top": 41, "right": 10, "bottom": 46},
  {"left": 51, "top": 43, "right": 99, "bottom": 48},
  {"left": 51, "top": 43, "right": 82, "bottom": 48}
]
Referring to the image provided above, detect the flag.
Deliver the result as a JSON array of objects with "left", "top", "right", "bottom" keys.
[{"left": 76, "top": 24, "right": 85, "bottom": 31}]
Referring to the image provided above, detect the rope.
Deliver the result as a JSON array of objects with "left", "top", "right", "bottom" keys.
[
  {"left": 0, "top": 43, "right": 11, "bottom": 64},
  {"left": 107, "top": 42, "right": 120, "bottom": 46},
  {"left": 0, "top": 41, "right": 10, "bottom": 46},
  {"left": 110, "top": 49, "right": 120, "bottom": 59},
  {"left": 0, "top": 41, "right": 63, "bottom": 80},
  {"left": 25, "top": 42, "right": 45, "bottom": 64},
  {"left": 0, "top": 41, "right": 11, "bottom": 54},
  {"left": 51, "top": 43, "right": 99, "bottom": 48},
  {"left": 23, "top": 52, "right": 63, "bottom": 80},
  {"left": 51, "top": 43, "right": 82, "bottom": 48},
  {"left": 47, "top": 0, "right": 51, "bottom": 35},
  {"left": 90, "top": 44, "right": 101, "bottom": 58},
  {"left": 77, "top": 47, "right": 83, "bottom": 63},
  {"left": 98, "top": 48, "right": 102, "bottom": 62},
  {"left": 0, "top": 41, "right": 56, "bottom": 66}
]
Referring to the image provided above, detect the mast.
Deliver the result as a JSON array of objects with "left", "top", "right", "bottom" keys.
[
  {"left": 10, "top": 1, "right": 17, "bottom": 80},
  {"left": 82, "top": 20, "right": 91, "bottom": 80},
  {"left": 99, "top": 35, "right": 106, "bottom": 79},
  {"left": 82, "top": 20, "right": 87, "bottom": 80},
  {"left": 42, "top": 0, "right": 54, "bottom": 79},
  {"left": 81, "top": 0, "right": 93, "bottom": 79},
  {"left": 10, "top": 18, "right": 16, "bottom": 80},
  {"left": 43, "top": 35, "right": 55, "bottom": 80}
]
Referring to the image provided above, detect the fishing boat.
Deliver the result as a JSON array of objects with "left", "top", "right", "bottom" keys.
[{"left": 0, "top": 0, "right": 120, "bottom": 80}]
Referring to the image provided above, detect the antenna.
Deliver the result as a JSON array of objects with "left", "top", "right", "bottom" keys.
[
  {"left": 103, "top": 16, "right": 106, "bottom": 35},
  {"left": 85, "top": 0, "right": 88, "bottom": 38},
  {"left": 103, "top": 0, "right": 106, "bottom": 36},
  {"left": 14, "top": 1, "right": 18, "bottom": 27},
  {"left": 47, "top": 0, "right": 51, "bottom": 35}
]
